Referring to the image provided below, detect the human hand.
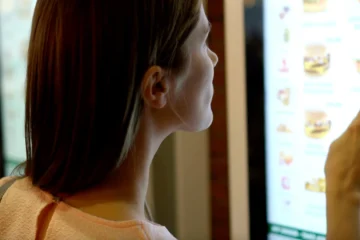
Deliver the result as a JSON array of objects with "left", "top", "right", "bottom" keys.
[
  {"left": 325, "top": 111, "right": 360, "bottom": 240},
  {"left": 325, "top": 111, "right": 360, "bottom": 198}
]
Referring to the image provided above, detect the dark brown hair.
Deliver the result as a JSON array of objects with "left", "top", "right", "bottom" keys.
[{"left": 20, "top": 0, "right": 201, "bottom": 195}]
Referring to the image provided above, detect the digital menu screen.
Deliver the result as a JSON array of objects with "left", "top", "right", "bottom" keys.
[
  {"left": 0, "top": 0, "right": 37, "bottom": 175},
  {"left": 264, "top": 1, "right": 360, "bottom": 239}
]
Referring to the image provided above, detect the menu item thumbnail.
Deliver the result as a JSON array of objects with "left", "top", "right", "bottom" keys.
[
  {"left": 282, "top": 177, "right": 291, "bottom": 190},
  {"left": 279, "top": 6, "right": 290, "bottom": 19},
  {"left": 304, "top": 111, "right": 331, "bottom": 139},
  {"left": 277, "top": 88, "right": 290, "bottom": 105},
  {"left": 356, "top": 60, "right": 360, "bottom": 73},
  {"left": 304, "top": 45, "right": 330, "bottom": 76},
  {"left": 279, "top": 59, "right": 289, "bottom": 72},
  {"left": 305, "top": 178, "right": 326, "bottom": 193},
  {"left": 279, "top": 152, "right": 293, "bottom": 165},
  {"left": 277, "top": 124, "right": 292, "bottom": 133},
  {"left": 304, "top": 0, "right": 327, "bottom": 12},
  {"left": 284, "top": 29, "right": 290, "bottom": 42}
]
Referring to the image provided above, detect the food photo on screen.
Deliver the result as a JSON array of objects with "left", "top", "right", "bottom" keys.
[
  {"left": 304, "top": 0, "right": 328, "bottom": 13},
  {"left": 350, "top": 38, "right": 360, "bottom": 75},
  {"left": 281, "top": 177, "right": 291, "bottom": 190},
  {"left": 277, "top": 88, "right": 291, "bottom": 106},
  {"left": 305, "top": 178, "right": 326, "bottom": 193},
  {"left": 284, "top": 28, "right": 290, "bottom": 43},
  {"left": 304, "top": 45, "right": 330, "bottom": 76},
  {"left": 279, "top": 6, "right": 290, "bottom": 20},
  {"left": 277, "top": 124, "right": 292, "bottom": 133},
  {"left": 279, "top": 58, "right": 289, "bottom": 73},
  {"left": 304, "top": 110, "right": 331, "bottom": 139},
  {"left": 279, "top": 152, "right": 293, "bottom": 166},
  {"left": 344, "top": 23, "right": 360, "bottom": 77},
  {"left": 356, "top": 59, "right": 360, "bottom": 73}
]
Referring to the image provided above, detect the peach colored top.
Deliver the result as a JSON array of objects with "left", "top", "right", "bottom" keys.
[{"left": 0, "top": 177, "right": 176, "bottom": 240}]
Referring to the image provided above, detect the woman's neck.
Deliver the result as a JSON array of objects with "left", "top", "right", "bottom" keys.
[{"left": 64, "top": 121, "right": 167, "bottom": 221}]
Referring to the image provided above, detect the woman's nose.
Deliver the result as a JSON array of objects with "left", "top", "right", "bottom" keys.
[{"left": 209, "top": 48, "right": 219, "bottom": 67}]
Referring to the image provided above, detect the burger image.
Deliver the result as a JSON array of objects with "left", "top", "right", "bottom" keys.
[
  {"left": 277, "top": 88, "right": 290, "bottom": 105},
  {"left": 304, "top": 110, "right": 331, "bottom": 139},
  {"left": 305, "top": 178, "right": 326, "bottom": 193},
  {"left": 304, "top": 45, "right": 330, "bottom": 76},
  {"left": 279, "top": 152, "right": 293, "bottom": 165},
  {"left": 304, "top": 0, "right": 327, "bottom": 12},
  {"left": 277, "top": 124, "right": 291, "bottom": 133}
]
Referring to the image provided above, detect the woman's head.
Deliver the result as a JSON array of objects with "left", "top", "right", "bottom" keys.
[{"left": 24, "top": 0, "right": 217, "bottom": 194}]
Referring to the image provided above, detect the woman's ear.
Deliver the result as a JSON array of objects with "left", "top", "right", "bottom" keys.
[{"left": 141, "top": 66, "right": 169, "bottom": 109}]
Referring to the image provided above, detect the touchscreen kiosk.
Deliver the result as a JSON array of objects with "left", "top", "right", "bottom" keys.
[
  {"left": 0, "top": 0, "right": 37, "bottom": 175},
  {"left": 264, "top": 0, "right": 360, "bottom": 239}
]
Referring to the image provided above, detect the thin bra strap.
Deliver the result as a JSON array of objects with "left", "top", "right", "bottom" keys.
[{"left": 0, "top": 178, "right": 18, "bottom": 202}]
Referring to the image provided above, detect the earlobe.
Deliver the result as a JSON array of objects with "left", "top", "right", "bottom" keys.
[{"left": 141, "top": 66, "right": 169, "bottom": 109}]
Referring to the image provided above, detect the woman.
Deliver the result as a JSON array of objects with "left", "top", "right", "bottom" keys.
[
  {"left": 0, "top": 0, "right": 217, "bottom": 239},
  {"left": 0, "top": 0, "right": 359, "bottom": 240}
]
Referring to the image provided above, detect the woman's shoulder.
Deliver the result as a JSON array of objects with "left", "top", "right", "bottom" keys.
[
  {"left": 0, "top": 176, "right": 19, "bottom": 201},
  {"left": 140, "top": 221, "right": 177, "bottom": 240},
  {"left": 0, "top": 176, "right": 17, "bottom": 187}
]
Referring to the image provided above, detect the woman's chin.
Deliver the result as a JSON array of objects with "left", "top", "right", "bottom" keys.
[
  {"left": 193, "top": 110, "right": 214, "bottom": 132},
  {"left": 178, "top": 108, "right": 214, "bottom": 133}
]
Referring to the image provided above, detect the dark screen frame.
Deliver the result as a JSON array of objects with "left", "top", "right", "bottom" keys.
[
  {"left": 0, "top": 17, "right": 5, "bottom": 178},
  {"left": 245, "top": 2, "right": 268, "bottom": 240}
]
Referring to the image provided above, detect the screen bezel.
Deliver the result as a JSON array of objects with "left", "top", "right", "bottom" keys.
[
  {"left": 0, "top": 18, "right": 5, "bottom": 178},
  {"left": 244, "top": 2, "right": 268, "bottom": 239}
]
